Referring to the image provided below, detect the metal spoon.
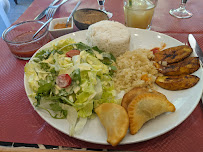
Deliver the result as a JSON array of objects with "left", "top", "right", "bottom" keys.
[
  {"left": 32, "top": 17, "right": 53, "bottom": 39},
  {"left": 66, "top": 1, "right": 81, "bottom": 27}
]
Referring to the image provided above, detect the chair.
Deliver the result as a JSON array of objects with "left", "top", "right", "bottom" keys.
[{"left": 0, "top": 0, "right": 11, "bottom": 28}]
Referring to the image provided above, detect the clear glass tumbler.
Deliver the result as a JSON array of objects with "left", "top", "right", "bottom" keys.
[
  {"left": 123, "top": 0, "right": 158, "bottom": 29},
  {"left": 2, "top": 20, "right": 51, "bottom": 60}
]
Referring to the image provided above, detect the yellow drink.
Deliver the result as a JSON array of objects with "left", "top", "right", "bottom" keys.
[{"left": 124, "top": 0, "right": 156, "bottom": 29}]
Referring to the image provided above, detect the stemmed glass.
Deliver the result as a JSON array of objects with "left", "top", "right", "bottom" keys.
[
  {"left": 97, "top": 0, "right": 113, "bottom": 18},
  {"left": 169, "top": 0, "right": 193, "bottom": 18}
]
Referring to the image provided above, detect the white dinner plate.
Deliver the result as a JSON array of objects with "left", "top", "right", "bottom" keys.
[{"left": 24, "top": 28, "right": 203, "bottom": 145}]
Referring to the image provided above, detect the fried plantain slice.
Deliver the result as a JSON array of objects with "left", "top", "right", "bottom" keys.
[
  {"left": 155, "top": 75, "right": 199, "bottom": 90},
  {"left": 154, "top": 45, "right": 192, "bottom": 64},
  {"left": 127, "top": 93, "right": 175, "bottom": 135},
  {"left": 121, "top": 87, "right": 167, "bottom": 111},
  {"left": 155, "top": 57, "right": 200, "bottom": 76},
  {"left": 95, "top": 103, "right": 129, "bottom": 146}
]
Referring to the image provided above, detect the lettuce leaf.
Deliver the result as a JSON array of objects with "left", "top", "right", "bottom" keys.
[
  {"left": 77, "top": 100, "right": 94, "bottom": 118},
  {"left": 61, "top": 103, "right": 78, "bottom": 136},
  {"left": 74, "top": 117, "right": 87, "bottom": 135},
  {"left": 52, "top": 39, "right": 75, "bottom": 52}
]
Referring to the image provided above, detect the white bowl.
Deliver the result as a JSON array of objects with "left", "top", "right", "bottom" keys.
[{"left": 49, "top": 17, "right": 74, "bottom": 38}]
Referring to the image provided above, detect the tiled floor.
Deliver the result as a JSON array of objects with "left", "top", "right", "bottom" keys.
[{"left": 0, "top": 0, "right": 33, "bottom": 36}]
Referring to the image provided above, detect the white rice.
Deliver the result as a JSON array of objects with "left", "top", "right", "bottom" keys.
[{"left": 86, "top": 20, "right": 130, "bottom": 57}]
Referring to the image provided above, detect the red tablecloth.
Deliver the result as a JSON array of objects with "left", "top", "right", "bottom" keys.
[{"left": 0, "top": 0, "right": 203, "bottom": 151}]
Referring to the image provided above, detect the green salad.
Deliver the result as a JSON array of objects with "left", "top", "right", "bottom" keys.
[{"left": 25, "top": 38, "right": 119, "bottom": 135}]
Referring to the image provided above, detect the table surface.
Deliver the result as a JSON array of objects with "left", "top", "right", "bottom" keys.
[{"left": 0, "top": 0, "right": 203, "bottom": 151}]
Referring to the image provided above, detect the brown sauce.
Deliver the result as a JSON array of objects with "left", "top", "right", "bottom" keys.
[{"left": 74, "top": 10, "right": 108, "bottom": 24}]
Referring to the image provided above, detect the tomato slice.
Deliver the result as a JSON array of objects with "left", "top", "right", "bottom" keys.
[
  {"left": 56, "top": 74, "right": 72, "bottom": 88},
  {"left": 66, "top": 50, "right": 80, "bottom": 58},
  {"left": 150, "top": 47, "right": 160, "bottom": 54}
]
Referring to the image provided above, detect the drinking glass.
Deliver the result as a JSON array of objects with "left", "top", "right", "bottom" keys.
[
  {"left": 169, "top": 0, "right": 193, "bottom": 18},
  {"left": 123, "top": 0, "right": 158, "bottom": 29},
  {"left": 97, "top": 0, "right": 113, "bottom": 18}
]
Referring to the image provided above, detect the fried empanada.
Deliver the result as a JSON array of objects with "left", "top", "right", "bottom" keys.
[
  {"left": 95, "top": 103, "right": 129, "bottom": 146},
  {"left": 121, "top": 87, "right": 150, "bottom": 111},
  {"left": 154, "top": 45, "right": 192, "bottom": 64},
  {"left": 127, "top": 93, "right": 175, "bottom": 135},
  {"left": 121, "top": 87, "right": 166, "bottom": 111},
  {"left": 155, "top": 75, "right": 200, "bottom": 90}
]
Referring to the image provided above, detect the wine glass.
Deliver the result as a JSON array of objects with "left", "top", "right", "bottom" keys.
[
  {"left": 169, "top": 0, "right": 193, "bottom": 18},
  {"left": 97, "top": 0, "right": 113, "bottom": 18}
]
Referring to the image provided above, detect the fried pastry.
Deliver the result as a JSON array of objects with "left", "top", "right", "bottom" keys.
[
  {"left": 95, "top": 103, "right": 129, "bottom": 146},
  {"left": 121, "top": 87, "right": 150, "bottom": 111},
  {"left": 155, "top": 75, "right": 199, "bottom": 90},
  {"left": 127, "top": 93, "right": 175, "bottom": 135},
  {"left": 154, "top": 45, "right": 192, "bottom": 64},
  {"left": 121, "top": 87, "right": 166, "bottom": 111}
]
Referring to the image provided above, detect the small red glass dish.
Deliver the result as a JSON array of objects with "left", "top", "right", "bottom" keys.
[{"left": 2, "top": 20, "right": 51, "bottom": 60}]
